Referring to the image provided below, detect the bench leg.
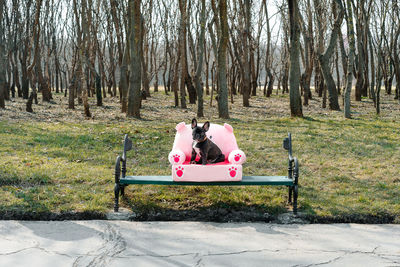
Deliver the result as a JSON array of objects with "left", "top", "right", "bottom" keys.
[
  {"left": 120, "top": 185, "right": 126, "bottom": 197},
  {"left": 288, "top": 186, "right": 293, "bottom": 204},
  {"left": 293, "top": 185, "right": 298, "bottom": 214},
  {"left": 114, "top": 183, "right": 120, "bottom": 212}
]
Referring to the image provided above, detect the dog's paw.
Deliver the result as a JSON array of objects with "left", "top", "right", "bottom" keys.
[{"left": 228, "top": 167, "right": 238, "bottom": 178}]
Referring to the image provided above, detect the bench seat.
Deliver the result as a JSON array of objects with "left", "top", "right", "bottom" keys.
[{"left": 120, "top": 175, "right": 293, "bottom": 186}]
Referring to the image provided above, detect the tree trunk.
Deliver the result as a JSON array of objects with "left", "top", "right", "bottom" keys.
[
  {"left": 242, "top": 0, "right": 251, "bottom": 107},
  {"left": 68, "top": 75, "right": 75, "bottom": 109},
  {"left": 95, "top": 73, "right": 102, "bottom": 107},
  {"left": 288, "top": 0, "right": 303, "bottom": 117},
  {"left": 127, "top": 0, "right": 142, "bottom": 118},
  {"left": 375, "top": 55, "right": 382, "bottom": 114},
  {"left": 299, "top": 0, "right": 313, "bottom": 105},
  {"left": 185, "top": 73, "right": 197, "bottom": 104},
  {"left": 120, "top": 38, "right": 129, "bottom": 113},
  {"left": 344, "top": 0, "right": 356, "bottom": 118},
  {"left": 0, "top": 0, "right": 5, "bottom": 108},
  {"left": 318, "top": 1, "right": 343, "bottom": 111},
  {"left": 266, "top": 70, "right": 274, "bottom": 97},
  {"left": 368, "top": 30, "right": 376, "bottom": 103},
  {"left": 194, "top": 0, "right": 206, "bottom": 117},
  {"left": 338, "top": 29, "right": 347, "bottom": 92},
  {"left": 26, "top": 92, "right": 34, "bottom": 112},
  {"left": 178, "top": 0, "right": 187, "bottom": 108},
  {"left": 313, "top": 0, "right": 325, "bottom": 98},
  {"left": 172, "top": 49, "right": 181, "bottom": 107},
  {"left": 217, "top": 0, "right": 229, "bottom": 118}
]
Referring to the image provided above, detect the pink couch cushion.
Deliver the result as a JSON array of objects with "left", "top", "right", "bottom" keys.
[
  {"left": 172, "top": 162, "right": 242, "bottom": 182},
  {"left": 172, "top": 122, "right": 239, "bottom": 161}
]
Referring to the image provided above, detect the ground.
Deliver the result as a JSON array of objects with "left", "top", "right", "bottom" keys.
[
  {"left": 0, "top": 88, "right": 399, "bottom": 223},
  {"left": 2, "top": 221, "right": 399, "bottom": 266}
]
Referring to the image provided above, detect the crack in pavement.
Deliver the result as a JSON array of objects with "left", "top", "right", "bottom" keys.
[
  {"left": 0, "top": 245, "right": 74, "bottom": 259},
  {"left": 110, "top": 245, "right": 400, "bottom": 267},
  {"left": 296, "top": 255, "right": 345, "bottom": 267},
  {"left": 194, "top": 253, "right": 203, "bottom": 267},
  {"left": 116, "top": 248, "right": 281, "bottom": 258},
  {"left": 292, "top": 246, "right": 400, "bottom": 267},
  {"left": 0, "top": 247, "right": 37, "bottom": 256},
  {"left": 72, "top": 222, "right": 126, "bottom": 267}
]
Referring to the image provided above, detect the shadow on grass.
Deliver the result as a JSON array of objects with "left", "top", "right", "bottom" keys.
[
  {"left": 123, "top": 195, "right": 288, "bottom": 223},
  {"left": 303, "top": 116, "right": 321, "bottom": 122},
  {"left": 122, "top": 195, "right": 397, "bottom": 224}
]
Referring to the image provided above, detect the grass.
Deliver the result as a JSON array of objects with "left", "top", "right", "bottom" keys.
[{"left": 0, "top": 88, "right": 399, "bottom": 222}]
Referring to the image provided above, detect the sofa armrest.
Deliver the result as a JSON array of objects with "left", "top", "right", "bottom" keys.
[
  {"left": 228, "top": 149, "right": 246, "bottom": 164},
  {"left": 168, "top": 150, "right": 186, "bottom": 165}
]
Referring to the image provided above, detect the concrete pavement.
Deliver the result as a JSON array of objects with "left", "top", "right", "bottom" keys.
[{"left": 0, "top": 221, "right": 399, "bottom": 266}]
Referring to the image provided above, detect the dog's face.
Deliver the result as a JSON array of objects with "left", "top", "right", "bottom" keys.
[{"left": 191, "top": 118, "right": 210, "bottom": 142}]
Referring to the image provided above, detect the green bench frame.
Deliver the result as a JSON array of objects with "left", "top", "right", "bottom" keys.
[{"left": 113, "top": 133, "right": 299, "bottom": 214}]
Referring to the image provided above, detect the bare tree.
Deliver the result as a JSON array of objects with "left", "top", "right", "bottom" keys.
[
  {"left": 0, "top": 0, "right": 6, "bottom": 109},
  {"left": 344, "top": 0, "right": 356, "bottom": 118},
  {"left": 318, "top": 0, "right": 343, "bottom": 110},
  {"left": 178, "top": 0, "right": 187, "bottom": 108},
  {"left": 288, "top": 0, "right": 303, "bottom": 117},
  {"left": 194, "top": 0, "right": 206, "bottom": 117},
  {"left": 127, "top": 0, "right": 142, "bottom": 118},
  {"left": 216, "top": 0, "right": 229, "bottom": 118}
]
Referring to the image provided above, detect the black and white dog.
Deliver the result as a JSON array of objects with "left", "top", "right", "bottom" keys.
[{"left": 190, "top": 118, "right": 225, "bottom": 165}]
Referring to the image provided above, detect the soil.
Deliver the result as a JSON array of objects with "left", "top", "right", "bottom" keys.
[{"left": 0, "top": 208, "right": 397, "bottom": 224}]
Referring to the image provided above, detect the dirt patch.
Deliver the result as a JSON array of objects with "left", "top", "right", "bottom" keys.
[
  {"left": 0, "top": 210, "right": 106, "bottom": 221},
  {"left": 0, "top": 209, "right": 397, "bottom": 224}
]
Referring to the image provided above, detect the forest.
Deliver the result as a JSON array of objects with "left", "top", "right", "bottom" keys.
[
  {"left": 0, "top": 0, "right": 399, "bottom": 119},
  {"left": 0, "top": 0, "right": 399, "bottom": 222}
]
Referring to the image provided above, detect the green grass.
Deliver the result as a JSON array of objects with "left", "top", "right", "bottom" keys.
[{"left": 0, "top": 89, "right": 399, "bottom": 222}]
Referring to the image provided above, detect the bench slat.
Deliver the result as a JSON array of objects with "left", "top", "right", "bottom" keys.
[{"left": 119, "top": 175, "right": 293, "bottom": 186}]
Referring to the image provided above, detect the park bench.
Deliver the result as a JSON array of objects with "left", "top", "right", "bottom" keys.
[{"left": 113, "top": 130, "right": 299, "bottom": 214}]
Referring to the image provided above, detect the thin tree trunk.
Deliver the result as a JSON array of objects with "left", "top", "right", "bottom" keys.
[
  {"left": 68, "top": 75, "right": 75, "bottom": 109},
  {"left": 120, "top": 40, "right": 129, "bottom": 113},
  {"left": 127, "top": 0, "right": 142, "bottom": 118},
  {"left": 194, "top": 0, "right": 206, "bottom": 117},
  {"left": 0, "top": 0, "right": 5, "bottom": 109},
  {"left": 178, "top": 0, "right": 187, "bottom": 108},
  {"left": 288, "top": 0, "right": 303, "bottom": 117},
  {"left": 242, "top": 0, "right": 251, "bottom": 107},
  {"left": 217, "top": 0, "right": 229, "bottom": 118},
  {"left": 344, "top": 0, "right": 356, "bottom": 118},
  {"left": 368, "top": 30, "right": 375, "bottom": 103}
]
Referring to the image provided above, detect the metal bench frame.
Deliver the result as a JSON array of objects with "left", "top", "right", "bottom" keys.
[{"left": 113, "top": 133, "right": 299, "bottom": 214}]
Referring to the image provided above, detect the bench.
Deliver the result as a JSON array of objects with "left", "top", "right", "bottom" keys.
[{"left": 113, "top": 133, "right": 299, "bottom": 214}]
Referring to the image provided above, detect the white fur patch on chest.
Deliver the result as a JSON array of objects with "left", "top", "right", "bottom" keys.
[{"left": 192, "top": 141, "right": 200, "bottom": 155}]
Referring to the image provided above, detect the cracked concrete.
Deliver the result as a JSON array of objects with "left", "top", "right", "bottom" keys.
[{"left": 0, "top": 221, "right": 399, "bottom": 267}]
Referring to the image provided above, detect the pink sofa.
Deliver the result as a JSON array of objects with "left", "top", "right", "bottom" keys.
[{"left": 168, "top": 122, "right": 246, "bottom": 182}]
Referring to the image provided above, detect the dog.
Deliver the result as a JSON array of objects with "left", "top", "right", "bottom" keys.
[{"left": 190, "top": 118, "right": 225, "bottom": 165}]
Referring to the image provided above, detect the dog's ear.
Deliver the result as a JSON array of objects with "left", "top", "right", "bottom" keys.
[
  {"left": 203, "top": 121, "right": 210, "bottom": 132},
  {"left": 191, "top": 118, "right": 197, "bottom": 129}
]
